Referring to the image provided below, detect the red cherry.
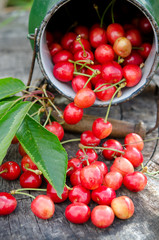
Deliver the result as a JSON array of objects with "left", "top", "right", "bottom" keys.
[
  {"left": 70, "top": 169, "right": 82, "bottom": 186},
  {"left": 80, "top": 164, "right": 103, "bottom": 190},
  {"left": 21, "top": 155, "right": 38, "bottom": 172},
  {"left": 110, "top": 156, "right": 134, "bottom": 177},
  {"left": 74, "top": 88, "right": 96, "bottom": 108},
  {"left": 91, "top": 161, "right": 108, "bottom": 176},
  {"left": 139, "top": 16, "right": 153, "bottom": 34},
  {"left": 123, "top": 50, "right": 143, "bottom": 66},
  {"left": 124, "top": 132, "right": 144, "bottom": 151},
  {"left": 0, "top": 161, "right": 21, "bottom": 180},
  {"left": 101, "top": 61, "right": 123, "bottom": 84},
  {"left": 70, "top": 38, "right": 91, "bottom": 54},
  {"left": 74, "top": 49, "right": 94, "bottom": 61},
  {"left": 67, "top": 158, "right": 83, "bottom": 177},
  {"left": 53, "top": 61, "right": 74, "bottom": 82},
  {"left": 103, "top": 171, "right": 123, "bottom": 190},
  {"left": 72, "top": 75, "right": 92, "bottom": 93},
  {"left": 94, "top": 44, "right": 115, "bottom": 64},
  {"left": 80, "top": 130, "right": 100, "bottom": 146},
  {"left": 111, "top": 196, "right": 134, "bottom": 219},
  {"left": 102, "top": 139, "right": 123, "bottom": 160},
  {"left": 63, "top": 102, "right": 83, "bottom": 125},
  {"left": 20, "top": 171, "right": 42, "bottom": 188},
  {"left": 89, "top": 27, "right": 107, "bottom": 48},
  {"left": 76, "top": 148, "right": 98, "bottom": 166},
  {"left": 92, "top": 118, "right": 112, "bottom": 139},
  {"left": 65, "top": 202, "right": 91, "bottom": 224},
  {"left": 123, "top": 64, "right": 142, "bottom": 87},
  {"left": 61, "top": 32, "right": 77, "bottom": 50},
  {"left": 86, "top": 64, "right": 102, "bottom": 86},
  {"left": 91, "top": 205, "right": 114, "bottom": 228},
  {"left": 106, "top": 23, "right": 125, "bottom": 45},
  {"left": 31, "top": 195, "right": 55, "bottom": 219},
  {"left": 11, "top": 135, "right": 19, "bottom": 144},
  {"left": 47, "top": 183, "right": 69, "bottom": 203},
  {"left": 18, "top": 143, "right": 26, "bottom": 156},
  {"left": 74, "top": 25, "right": 89, "bottom": 39},
  {"left": 46, "top": 31, "right": 54, "bottom": 47},
  {"left": 138, "top": 42, "right": 152, "bottom": 59},
  {"left": 49, "top": 42, "right": 63, "bottom": 57},
  {"left": 125, "top": 28, "right": 142, "bottom": 47},
  {"left": 52, "top": 49, "right": 73, "bottom": 64},
  {"left": 0, "top": 192, "right": 17, "bottom": 215},
  {"left": 91, "top": 185, "right": 116, "bottom": 205},
  {"left": 123, "top": 146, "right": 144, "bottom": 167},
  {"left": 45, "top": 121, "right": 64, "bottom": 141},
  {"left": 113, "top": 37, "right": 132, "bottom": 58},
  {"left": 123, "top": 171, "right": 147, "bottom": 192},
  {"left": 68, "top": 185, "right": 91, "bottom": 205},
  {"left": 95, "top": 79, "right": 116, "bottom": 101}
]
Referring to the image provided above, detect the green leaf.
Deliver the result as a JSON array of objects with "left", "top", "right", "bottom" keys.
[
  {"left": 0, "top": 101, "right": 32, "bottom": 164},
  {"left": 28, "top": 103, "right": 44, "bottom": 122},
  {"left": 0, "top": 97, "right": 21, "bottom": 119},
  {"left": 16, "top": 115, "right": 68, "bottom": 197},
  {"left": 0, "top": 77, "right": 26, "bottom": 100}
]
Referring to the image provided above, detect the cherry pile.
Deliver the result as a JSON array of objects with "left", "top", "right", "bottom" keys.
[
  {"left": 0, "top": 131, "right": 149, "bottom": 228},
  {"left": 46, "top": 13, "right": 152, "bottom": 106}
]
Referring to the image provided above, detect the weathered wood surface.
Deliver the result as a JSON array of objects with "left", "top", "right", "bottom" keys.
[{"left": 0, "top": 9, "right": 159, "bottom": 240}]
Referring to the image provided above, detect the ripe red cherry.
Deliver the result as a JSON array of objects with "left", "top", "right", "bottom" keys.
[
  {"left": 94, "top": 44, "right": 115, "bottom": 64},
  {"left": 52, "top": 50, "right": 73, "bottom": 64},
  {"left": 80, "top": 130, "right": 100, "bottom": 146},
  {"left": 0, "top": 192, "right": 17, "bottom": 215},
  {"left": 74, "top": 49, "right": 94, "bottom": 61},
  {"left": 123, "top": 146, "right": 144, "bottom": 167},
  {"left": 123, "top": 50, "right": 143, "bottom": 66},
  {"left": 45, "top": 121, "right": 64, "bottom": 141},
  {"left": 91, "top": 185, "right": 116, "bottom": 205},
  {"left": 53, "top": 61, "right": 74, "bottom": 82},
  {"left": 125, "top": 28, "right": 142, "bottom": 47},
  {"left": 65, "top": 202, "right": 91, "bottom": 224},
  {"left": 61, "top": 32, "right": 77, "bottom": 50},
  {"left": 70, "top": 169, "right": 82, "bottom": 186},
  {"left": 103, "top": 171, "right": 123, "bottom": 190},
  {"left": 74, "top": 88, "right": 96, "bottom": 108},
  {"left": 47, "top": 183, "right": 69, "bottom": 203},
  {"left": 101, "top": 61, "right": 123, "bottom": 84},
  {"left": 113, "top": 37, "right": 132, "bottom": 58},
  {"left": 124, "top": 132, "right": 144, "bottom": 151},
  {"left": 74, "top": 25, "right": 89, "bottom": 39},
  {"left": 18, "top": 143, "right": 26, "bottom": 156},
  {"left": 68, "top": 185, "right": 91, "bottom": 205},
  {"left": 106, "top": 23, "right": 125, "bottom": 45},
  {"left": 95, "top": 79, "right": 116, "bottom": 101},
  {"left": 138, "top": 42, "right": 152, "bottom": 59},
  {"left": 21, "top": 155, "right": 38, "bottom": 172},
  {"left": 67, "top": 158, "right": 83, "bottom": 177},
  {"left": 86, "top": 64, "right": 102, "bottom": 86},
  {"left": 123, "top": 64, "right": 142, "bottom": 87},
  {"left": 49, "top": 42, "right": 63, "bottom": 57},
  {"left": 80, "top": 164, "right": 103, "bottom": 190},
  {"left": 72, "top": 75, "right": 92, "bottom": 93},
  {"left": 110, "top": 156, "right": 134, "bottom": 177},
  {"left": 102, "top": 139, "right": 124, "bottom": 160},
  {"left": 139, "top": 16, "right": 153, "bottom": 34},
  {"left": 20, "top": 171, "right": 42, "bottom": 188},
  {"left": 111, "top": 196, "right": 134, "bottom": 219},
  {"left": 0, "top": 161, "right": 21, "bottom": 180},
  {"left": 89, "top": 27, "right": 107, "bottom": 48},
  {"left": 70, "top": 37, "right": 91, "bottom": 54},
  {"left": 31, "top": 195, "right": 55, "bottom": 219},
  {"left": 91, "top": 205, "right": 114, "bottom": 228},
  {"left": 63, "top": 102, "right": 83, "bottom": 125},
  {"left": 123, "top": 171, "right": 147, "bottom": 192},
  {"left": 76, "top": 148, "right": 98, "bottom": 166},
  {"left": 92, "top": 118, "right": 112, "bottom": 139},
  {"left": 91, "top": 161, "right": 108, "bottom": 176}
]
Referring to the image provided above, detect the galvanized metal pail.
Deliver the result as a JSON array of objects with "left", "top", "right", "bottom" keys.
[{"left": 28, "top": 0, "right": 159, "bottom": 106}]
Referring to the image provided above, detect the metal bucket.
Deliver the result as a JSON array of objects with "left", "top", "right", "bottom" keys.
[{"left": 28, "top": 0, "right": 159, "bottom": 106}]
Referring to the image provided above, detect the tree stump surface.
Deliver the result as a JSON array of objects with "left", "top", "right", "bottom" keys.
[{"left": 0, "top": 9, "right": 159, "bottom": 240}]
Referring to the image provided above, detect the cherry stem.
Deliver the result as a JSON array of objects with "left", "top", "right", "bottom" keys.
[
  {"left": 104, "top": 81, "right": 126, "bottom": 123},
  {"left": 73, "top": 71, "right": 92, "bottom": 78},
  {"left": 61, "top": 138, "right": 80, "bottom": 145},
  {"left": 12, "top": 188, "right": 46, "bottom": 192},
  {"left": 0, "top": 169, "right": 7, "bottom": 174},
  {"left": 83, "top": 71, "right": 98, "bottom": 88},
  {"left": 10, "top": 190, "right": 35, "bottom": 199},
  {"left": 93, "top": 4, "right": 101, "bottom": 21},
  {"left": 80, "top": 145, "right": 90, "bottom": 166},
  {"left": 141, "top": 164, "right": 159, "bottom": 179},
  {"left": 111, "top": 0, "right": 116, "bottom": 23},
  {"left": 65, "top": 184, "right": 73, "bottom": 190},
  {"left": 43, "top": 107, "right": 52, "bottom": 127},
  {"left": 94, "top": 79, "right": 126, "bottom": 93},
  {"left": 25, "top": 168, "right": 43, "bottom": 175},
  {"left": 100, "top": 0, "right": 114, "bottom": 28},
  {"left": 78, "top": 143, "right": 125, "bottom": 154},
  {"left": 76, "top": 35, "right": 87, "bottom": 57}
]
